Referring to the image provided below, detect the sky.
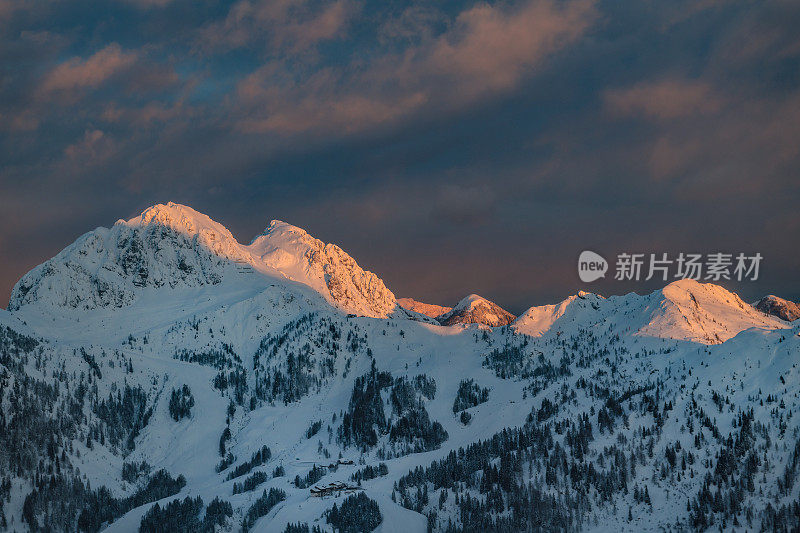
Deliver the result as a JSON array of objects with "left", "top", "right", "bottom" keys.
[{"left": 1, "top": 0, "right": 799, "bottom": 313}]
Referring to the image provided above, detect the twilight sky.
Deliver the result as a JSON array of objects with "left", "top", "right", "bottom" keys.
[{"left": 1, "top": 0, "right": 799, "bottom": 313}]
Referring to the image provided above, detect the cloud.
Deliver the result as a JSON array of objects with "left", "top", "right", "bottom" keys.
[
  {"left": 647, "top": 91, "right": 800, "bottom": 187},
  {"left": 121, "top": 0, "right": 173, "bottom": 8},
  {"left": 378, "top": 5, "right": 445, "bottom": 45},
  {"left": 235, "top": 70, "right": 429, "bottom": 134},
  {"left": 416, "top": 0, "right": 596, "bottom": 96},
  {"left": 63, "top": 130, "right": 116, "bottom": 164},
  {"left": 197, "top": 0, "right": 356, "bottom": 54},
  {"left": 232, "top": 0, "right": 596, "bottom": 135},
  {"left": 120, "top": 62, "right": 180, "bottom": 94},
  {"left": 101, "top": 102, "right": 189, "bottom": 126},
  {"left": 604, "top": 78, "right": 725, "bottom": 120},
  {"left": 3, "top": 0, "right": 799, "bottom": 311},
  {"left": 708, "top": 4, "right": 800, "bottom": 71},
  {"left": 0, "top": 0, "right": 18, "bottom": 19},
  {"left": 38, "top": 44, "right": 138, "bottom": 99},
  {"left": 1, "top": 110, "right": 40, "bottom": 132},
  {"left": 276, "top": 0, "right": 353, "bottom": 51}
]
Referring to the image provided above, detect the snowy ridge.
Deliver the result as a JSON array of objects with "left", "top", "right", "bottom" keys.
[
  {"left": 396, "top": 298, "right": 452, "bottom": 319},
  {"left": 513, "top": 290, "right": 605, "bottom": 337},
  {"left": 514, "top": 280, "right": 787, "bottom": 344},
  {"left": 9, "top": 204, "right": 235, "bottom": 311}
]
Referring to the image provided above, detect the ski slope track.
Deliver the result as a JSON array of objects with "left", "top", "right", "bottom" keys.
[{"left": 1, "top": 202, "right": 799, "bottom": 533}]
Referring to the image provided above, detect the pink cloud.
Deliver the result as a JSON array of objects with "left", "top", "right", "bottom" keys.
[
  {"left": 0, "top": 0, "right": 21, "bottom": 20},
  {"left": 238, "top": 91, "right": 428, "bottom": 134},
  {"left": 418, "top": 0, "right": 596, "bottom": 96},
  {"left": 39, "top": 44, "right": 137, "bottom": 98},
  {"left": 645, "top": 92, "right": 800, "bottom": 187},
  {"left": 1, "top": 110, "right": 40, "bottom": 132},
  {"left": 101, "top": 102, "right": 190, "bottom": 126},
  {"left": 197, "top": 0, "right": 356, "bottom": 54},
  {"left": 232, "top": 0, "right": 596, "bottom": 135},
  {"left": 235, "top": 62, "right": 429, "bottom": 133},
  {"left": 604, "top": 78, "right": 724, "bottom": 120},
  {"left": 378, "top": 5, "right": 443, "bottom": 44},
  {"left": 63, "top": 129, "right": 116, "bottom": 163},
  {"left": 276, "top": 0, "right": 353, "bottom": 52}
]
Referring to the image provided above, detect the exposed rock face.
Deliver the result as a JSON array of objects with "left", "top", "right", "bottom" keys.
[
  {"left": 397, "top": 298, "right": 452, "bottom": 319},
  {"left": 755, "top": 295, "right": 800, "bottom": 322},
  {"left": 10, "top": 202, "right": 397, "bottom": 318},
  {"left": 437, "top": 294, "right": 516, "bottom": 327}
]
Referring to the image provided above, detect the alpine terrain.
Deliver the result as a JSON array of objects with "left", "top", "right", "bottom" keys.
[
  {"left": 1, "top": 202, "right": 799, "bottom": 533},
  {"left": 756, "top": 295, "right": 800, "bottom": 323}
]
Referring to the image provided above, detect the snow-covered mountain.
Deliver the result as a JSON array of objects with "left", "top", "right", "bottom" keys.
[
  {"left": 10, "top": 202, "right": 397, "bottom": 319},
  {"left": 436, "top": 294, "right": 516, "bottom": 327},
  {"left": 756, "top": 294, "right": 800, "bottom": 322},
  {"left": 513, "top": 279, "right": 787, "bottom": 344},
  {"left": 636, "top": 279, "right": 787, "bottom": 343},
  {"left": 2, "top": 203, "right": 799, "bottom": 533}
]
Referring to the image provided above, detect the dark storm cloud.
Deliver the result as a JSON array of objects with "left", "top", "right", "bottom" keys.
[{"left": 1, "top": 0, "right": 799, "bottom": 311}]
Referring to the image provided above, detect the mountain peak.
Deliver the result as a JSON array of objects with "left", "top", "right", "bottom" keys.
[
  {"left": 126, "top": 202, "right": 223, "bottom": 233},
  {"left": 512, "top": 281, "right": 788, "bottom": 344},
  {"left": 138, "top": 201, "right": 192, "bottom": 221},
  {"left": 662, "top": 277, "right": 716, "bottom": 298},
  {"left": 122, "top": 202, "right": 242, "bottom": 255},
  {"left": 755, "top": 294, "right": 800, "bottom": 322},
  {"left": 660, "top": 279, "right": 746, "bottom": 310},
  {"left": 453, "top": 294, "right": 486, "bottom": 309},
  {"left": 638, "top": 279, "right": 786, "bottom": 344},
  {"left": 438, "top": 294, "right": 515, "bottom": 327},
  {"left": 256, "top": 219, "right": 310, "bottom": 241}
]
